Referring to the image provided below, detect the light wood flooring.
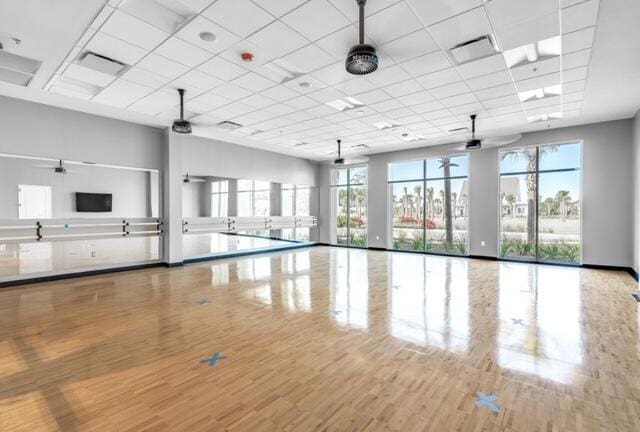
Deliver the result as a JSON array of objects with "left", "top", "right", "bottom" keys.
[{"left": 0, "top": 246, "right": 639, "bottom": 431}]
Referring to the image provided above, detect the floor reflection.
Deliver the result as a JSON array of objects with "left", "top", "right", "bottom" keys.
[
  {"left": 330, "top": 248, "right": 369, "bottom": 329},
  {"left": 182, "top": 232, "right": 300, "bottom": 259},
  {"left": 497, "top": 263, "right": 583, "bottom": 383}
]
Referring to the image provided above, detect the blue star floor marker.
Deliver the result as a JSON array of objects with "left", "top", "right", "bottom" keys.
[
  {"left": 198, "top": 299, "right": 211, "bottom": 305},
  {"left": 476, "top": 392, "right": 501, "bottom": 413},
  {"left": 200, "top": 352, "right": 226, "bottom": 367},
  {"left": 512, "top": 318, "right": 525, "bottom": 325}
]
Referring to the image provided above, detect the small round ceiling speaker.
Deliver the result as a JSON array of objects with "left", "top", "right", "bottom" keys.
[
  {"left": 346, "top": 0, "right": 378, "bottom": 75},
  {"left": 198, "top": 31, "right": 216, "bottom": 42}
]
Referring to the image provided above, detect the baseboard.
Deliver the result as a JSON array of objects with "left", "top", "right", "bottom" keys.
[
  {"left": 0, "top": 262, "right": 164, "bottom": 289},
  {"left": 183, "top": 242, "right": 318, "bottom": 264},
  {"left": 163, "top": 262, "right": 184, "bottom": 268}
]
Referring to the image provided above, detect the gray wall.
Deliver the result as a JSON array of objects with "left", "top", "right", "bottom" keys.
[
  {"left": 633, "top": 110, "right": 640, "bottom": 273},
  {"left": 320, "top": 119, "right": 634, "bottom": 268}
]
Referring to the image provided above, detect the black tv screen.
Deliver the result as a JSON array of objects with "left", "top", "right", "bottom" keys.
[{"left": 76, "top": 193, "right": 112, "bottom": 212}]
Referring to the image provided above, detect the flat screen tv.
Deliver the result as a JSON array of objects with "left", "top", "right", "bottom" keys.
[{"left": 76, "top": 193, "right": 112, "bottom": 212}]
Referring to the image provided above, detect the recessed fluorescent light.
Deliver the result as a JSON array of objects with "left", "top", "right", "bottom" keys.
[
  {"left": 120, "top": 0, "right": 195, "bottom": 33},
  {"left": 373, "top": 120, "right": 401, "bottom": 130},
  {"left": 504, "top": 36, "right": 561, "bottom": 68},
  {"left": 527, "top": 112, "right": 563, "bottom": 123},
  {"left": 450, "top": 35, "right": 499, "bottom": 65},
  {"left": 518, "top": 84, "right": 562, "bottom": 102},
  {"left": 326, "top": 97, "right": 364, "bottom": 112},
  {"left": 264, "top": 59, "right": 303, "bottom": 84}
]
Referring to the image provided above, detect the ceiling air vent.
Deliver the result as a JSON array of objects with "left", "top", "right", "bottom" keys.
[
  {"left": 216, "top": 120, "right": 243, "bottom": 131},
  {"left": 450, "top": 35, "right": 498, "bottom": 65},
  {"left": 78, "top": 51, "right": 128, "bottom": 76},
  {"left": 0, "top": 49, "right": 41, "bottom": 86}
]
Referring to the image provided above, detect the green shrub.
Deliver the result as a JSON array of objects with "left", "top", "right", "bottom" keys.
[
  {"left": 560, "top": 244, "right": 580, "bottom": 263},
  {"left": 412, "top": 235, "right": 424, "bottom": 251}
]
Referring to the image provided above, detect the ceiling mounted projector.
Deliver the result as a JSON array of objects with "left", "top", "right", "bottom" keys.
[
  {"left": 329, "top": 139, "right": 369, "bottom": 165},
  {"left": 345, "top": 0, "right": 378, "bottom": 75},
  {"left": 450, "top": 114, "right": 522, "bottom": 151},
  {"left": 172, "top": 88, "right": 192, "bottom": 134}
]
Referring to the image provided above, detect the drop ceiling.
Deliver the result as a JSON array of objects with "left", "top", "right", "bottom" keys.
[{"left": 0, "top": 0, "right": 638, "bottom": 161}]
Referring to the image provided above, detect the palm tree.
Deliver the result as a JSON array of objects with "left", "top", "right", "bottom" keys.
[
  {"left": 414, "top": 185, "right": 423, "bottom": 220},
  {"left": 439, "top": 157, "right": 459, "bottom": 244},
  {"left": 555, "top": 190, "right": 572, "bottom": 221},
  {"left": 501, "top": 146, "right": 557, "bottom": 244},
  {"left": 504, "top": 193, "right": 515, "bottom": 216},
  {"left": 426, "top": 186, "right": 434, "bottom": 219}
]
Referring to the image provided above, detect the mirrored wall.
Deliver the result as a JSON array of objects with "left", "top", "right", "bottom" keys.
[
  {"left": 182, "top": 174, "right": 318, "bottom": 260},
  {"left": 0, "top": 153, "right": 161, "bottom": 282}
]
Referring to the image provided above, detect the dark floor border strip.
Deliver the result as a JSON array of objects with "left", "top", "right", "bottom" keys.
[
  {"left": 0, "top": 263, "right": 164, "bottom": 289},
  {"left": 183, "top": 242, "right": 319, "bottom": 265}
]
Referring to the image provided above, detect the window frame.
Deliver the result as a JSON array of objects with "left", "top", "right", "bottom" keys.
[{"left": 330, "top": 165, "right": 368, "bottom": 248}]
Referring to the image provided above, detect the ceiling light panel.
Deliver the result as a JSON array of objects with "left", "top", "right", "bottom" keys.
[
  {"left": 503, "top": 36, "right": 561, "bottom": 68},
  {"left": 63, "top": 63, "right": 116, "bottom": 87},
  {"left": 85, "top": 32, "right": 148, "bottom": 65}
]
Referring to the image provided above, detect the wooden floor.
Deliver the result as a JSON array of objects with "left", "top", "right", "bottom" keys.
[{"left": 1, "top": 246, "right": 639, "bottom": 431}]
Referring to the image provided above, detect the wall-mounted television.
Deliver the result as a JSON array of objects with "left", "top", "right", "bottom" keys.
[{"left": 76, "top": 192, "right": 112, "bottom": 212}]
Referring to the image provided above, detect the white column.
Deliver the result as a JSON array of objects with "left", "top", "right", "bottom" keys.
[{"left": 162, "top": 131, "right": 183, "bottom": 264}]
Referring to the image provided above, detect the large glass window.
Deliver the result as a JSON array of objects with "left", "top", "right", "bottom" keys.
[
  {"left": 237, "top": 179, "right": 271, "bottom": 217},
  {"left": 499, "top": 142, "right": 581, "bottom": 264},
  {"left": 389, "top": 155, "right": 469, "bottom": 255},
  {"left": 210, "top": 180, "right": 228, "bottom": 217},
  {"left": 281, "top": 184, "right": 311, "bottom": 241},
  {"left": 331, "top": 167, "right": 367, "bottom": 247}
]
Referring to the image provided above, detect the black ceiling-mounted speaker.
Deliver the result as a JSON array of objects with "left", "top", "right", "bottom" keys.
[
  {"left": 345, "top": 0, "right": 378, "bottom": 75},
  {"left": 172, "top": 88, "right": 192, "bottom": 134},
  {"left": 466, "top": 114, "right": 482, "bottom": 150}
]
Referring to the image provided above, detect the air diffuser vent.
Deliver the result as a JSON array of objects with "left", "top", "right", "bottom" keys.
[
  {"left": 0, "top": 50, "right": 41, "bottom": 87},
  {"left": 450, "top": 35, "right": 498, "bottom": 65},
  {"left": 216, "top": 120, "right": 243, "bottom": 131},
  {"left": 78, "top": 52, "right": 128, "bottom": 76}
]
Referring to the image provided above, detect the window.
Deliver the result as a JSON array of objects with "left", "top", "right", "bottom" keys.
[
  {"left": 18, "top": 185, "right": 52, "bottom": 219},
  {"left": 330, "top": 166, "right": 367, "bottom": 247},
  {"left": 237, "top": 179, "right": 271, "bottom": 217},
  {"left": 499, "top": 142, "right": 581, "bottom": 263},
  {"left": 281, "top": 184, "right": 311, "bottom": 241},
  {"left": 388, "top": 154, "right": 469, "bottom": 255},
  {"left": 210, "top": 180, "right": 228, "bottom": 217}
]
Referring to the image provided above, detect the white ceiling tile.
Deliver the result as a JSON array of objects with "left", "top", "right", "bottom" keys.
[
  {"left": 488, "top": 104, "right": 523, "bottom": 117},
  {"left": 352, "top": 88, "right": 392, "bottom": 104},
  {"left": 486, "top": 0, "right": 559, "bottom": 50},
  {"left": 251, "top": 0, "right": 308, "bottom": 18},
  {"left": 177, "top": 0, "right": 216, "bottom": 13},
  {"left": 564, "top": 91, "right": 583, "bottom": 103},
  {"left": 311, "top": 61, "right": 352, "bottom": 85},
  {"left": 482, "top": 94, "right": 521, "bottom": 109},
  {"left": 282, "top": 75, "right": 327, "bottom": 94},
  {"left": 242, "top": 93, "right": 277, "bottom": 109},
  {"left": 155, "top": 37, "right": 212, "bottom": 67},
  {"left": 64, "top": 63, "right": 115, "bottom": 87},
  {"left": 516, "top": 72, "right": 560, "bottom": 91},
  {"left": 190, "top": 91, "right": 233, "bottom": 109},
  {"left": 328, "top": 0, "right": 403, "bottom": 21},
  {"left": 308, "top": 87, "right": 347, "bottom": 103},
  {"left": 455, "top": 54, "right": 506, "bottom": 79},
  {"left": 562, "top": 26, "right": 595, "bottom": 54},
  {"left": 562, "top": 66, "right": 588, "bottom": 82},
  {"left": 261, "top": 84, "right": 300, "bottom": 102},
  {"left": 402, "top": 51, "right": 452, "bottom": 77},
  {"left": 366, "top": 64, "right": 411, "bottom": 87},
  {"left": 281, "top": 0, "right": 349, "bottom": 41},
  {"left": 383, "top": 79, "right": 424, "bottom": 98},
  {"left": 397, "top": 90, "right": 434, "bottom": 107},
  {"left": 265, "top": 103, "right": 298, "bottom": 116},
  {"left": 365, "top": 2, "right": 423, "bottom": 45},
  {"left": 210, "top": 83, "right": 253, "bottom": 100},
  {"left": 175, "top": 16, "right": 241, "bottom": 54},
  {"left": 370, "top": 99, "right": 404, "bottom": 113},
  {"left": 315, "top": 25, "right": 358, "bottom": 59},
  {"left": 176, "top": 69, "right": 224, "bottom": 91},
  {"left": 522, "top": 95, "right": 561, "bottom": 111},
  {"left": 422, "top": 108, "right": 454, "bottom": 120},
  {"left": 430, "top": 81, "right": 471, "bottom": 99},
  {"left": 282, "top": 44, "right": 335, "bottom": 73},
  {"left": 448, "top": 102, "right": 484, "bottom": 116},
  {"left": 415, "top": 68, "right": 460, "bottom": 89},
  {"left": 129, "top": 88, "right": 177, "bottom": 114},
  {"left": 198, "top": 56, "right": 248, "bottom": 81},
  {"left": 93, "top": 79, "right": 154, "bottom": 108},
  {"left": 285, "top": 95, "right": 319, "bottom": 110},
  {"left": 466, "top": 70, "right": 512, "bottom": 90},
  {"left": 563, "top": 48, "right": 591, "bottom": 69},
  {"left": 564, "top": 79, "right": 585, "bottom": 93},
  {"left": 231, "top": 72, "right": 276, "bottom": 92},
  {"left": 562, "top": 0, "right": 600, "bottom": 34},
  {"left": 202, "top": 0, "right": 275, "bottom": 37},
  {"left": 138, "top": 53, "right": 190, "bottom": 80},
  {"left": 427, "top": 6, "right": 492, "bottom": 52},
  {"left": 121, "top": 67, "right": 171, "bottom": 89},
  {"left": 381, "top": 29, "right": 439, "bottom": 64},
  {"left": 333, "top": 77, "right": 377, "bottom": 95},
  {"left": 100, "top": 10, "right": 168, "bottom": 50},
  {"left": 406, "top": 0, "right": 482, "bottom": 27},
  {"left": 86, "top": 31, "right": 147, "bottom": 65},
  {"left": 247, "top": 21, "right": 309, "bottom": 57},
  {"left": 474, "top": 83, "right": 517, "bottom": 100},
  {"left": 306, "top": 104, "right": 338, "bottom": 117},
  {"left": 510, "top": 56, "right": 560, "bottom": 81}
]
